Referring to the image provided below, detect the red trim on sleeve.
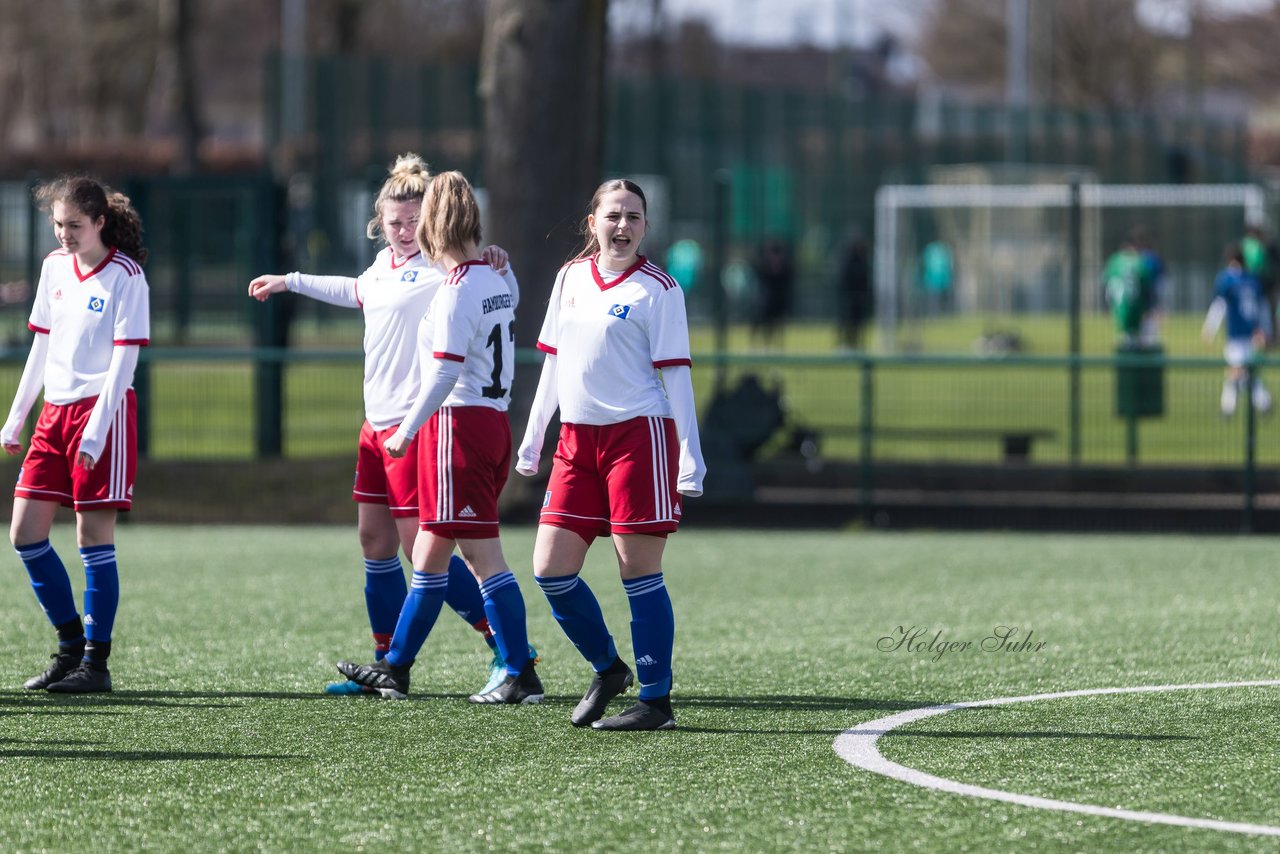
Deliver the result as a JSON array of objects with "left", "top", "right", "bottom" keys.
[
  {"left": 653, "top": 358, "right": 692, "bottom": 369},
  {"left": 536, "top": 342, "right": 557, "bottom": 355},
  {"left": 28, "top": 323, "right": 49, "bottom": 335},
  {"left": 115, "top": 339, "right": 150, "bottom": 347},
  {"left": 434, "top": 352, "right": 466, "bottom": 363}
]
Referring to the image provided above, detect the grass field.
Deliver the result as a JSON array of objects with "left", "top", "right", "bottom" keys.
[{"left": 1, "top": 524, "right": 1278, "bottom": 851}]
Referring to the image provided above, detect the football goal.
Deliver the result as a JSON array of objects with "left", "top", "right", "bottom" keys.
[{"left": 873, "top": 181, "right": 1267, "bottom": 353}]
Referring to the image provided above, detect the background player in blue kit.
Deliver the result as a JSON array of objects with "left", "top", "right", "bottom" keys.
[{"left": 1202, "top": 242, "right": 1272, "bottom": 417}]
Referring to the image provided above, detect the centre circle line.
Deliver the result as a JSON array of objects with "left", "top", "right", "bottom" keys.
[{"left": 834, "top": 679, "right": 1280, "bottom": 837}]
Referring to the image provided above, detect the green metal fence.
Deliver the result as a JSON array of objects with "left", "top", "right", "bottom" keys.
[{"left": 0, "top": 346, "right": 1269, "bottom": 466}]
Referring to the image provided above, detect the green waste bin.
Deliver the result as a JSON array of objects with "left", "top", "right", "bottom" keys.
[{"left": 1115, "top": 342, "right": 1165, "bottom": 418}]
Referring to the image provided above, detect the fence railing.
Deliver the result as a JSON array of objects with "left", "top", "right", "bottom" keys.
[{"left": 0, "top": 347, "right": 1274, "bottom": 523}]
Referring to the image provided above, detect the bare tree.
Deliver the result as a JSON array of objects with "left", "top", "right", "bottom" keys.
[
  {"left": 162, "top": 0, "right": 203, "bottom": 173},
  {"left": 917, "top": 0, "right": 1168, "bottom": 110}
]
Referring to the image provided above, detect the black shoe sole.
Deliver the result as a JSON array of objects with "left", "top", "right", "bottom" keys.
[
  {"left": 591, "top": 701, "right": 676, "bottom": 731},
  {"left": 336, "top": 660, "right": 410, "bottom": 699}
]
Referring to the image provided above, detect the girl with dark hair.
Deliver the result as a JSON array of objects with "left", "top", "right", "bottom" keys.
[
  {"left": 517, "top": 178, "right": 706, "bottom": 730},
  {"left": 1, "top": 175, "right": 151, "bottom": 693}
]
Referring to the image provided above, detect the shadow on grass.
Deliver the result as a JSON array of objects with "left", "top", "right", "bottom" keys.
[
  {"left": 0, "top": 748, "right": 300, "bottom": 761},
  {"left": 0, "top": 688, "right": 493, "bottom": 707},
  {"left": 671, "top": 694, "right": 927, "bottom": 713}
]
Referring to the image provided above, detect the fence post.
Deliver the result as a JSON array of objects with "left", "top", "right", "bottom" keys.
[
  {"left": 125, "top": 179, "right": 153, "bottom": 457},
  {"left": 859, "top": 356, "right": 874, "bottom": 527},
  {"left": 1067, "top": 176, "right": 1082, "bottom": 464},
  {"left": 1243, "top": 362, "right": 1257, "bottom": 534},
  {"left": 252, "top": 178, "right": 286, "bottom": 458},
  {"left": 710, "top": 169, "right": 730, "bottom": 395}
]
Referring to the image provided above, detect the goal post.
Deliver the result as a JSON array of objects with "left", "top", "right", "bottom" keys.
[{"left": 873, "top": 182, "right": 1267, "bottom": 353}]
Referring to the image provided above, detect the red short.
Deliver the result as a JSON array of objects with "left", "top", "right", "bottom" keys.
[
  {"left": 15, "top": 391, "right": 137, "bottom": 512},
  {"left": 353, "top": 421, "right": 419, "bottom": 518},
  {"left": 540, "top": 416, "right": 680, "bottom": 543},
  {"left": 417, "top": 405, "right": 510, "bottom": 540}
]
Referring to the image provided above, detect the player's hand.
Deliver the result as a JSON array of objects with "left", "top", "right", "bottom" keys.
[
  {"left": 481, "top": 245, "right": 509, "bottom": 273},
  {"left": 76, "top": 451, "right": 97, "bottom": 470},
  {"left": 384, "top": 433, "right": 410, "bottom": 459},
  {"left": 248, "top": 274, "right": 287, "bottom": 301},
  {"left": 2, "top": 441, "right": 21, "bottom": 456}
]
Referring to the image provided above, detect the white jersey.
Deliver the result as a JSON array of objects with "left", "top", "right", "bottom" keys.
[
  {"left": 354, "top": 249, "right": 445, "bottom": 429},
  {"left": 29, "top": 248, "right": 150, "bottom": 405},
  {"left": 421, "top": 260, "right": 517, "bottom": 411},
  {"left": 536, "top": 255, "right": 691, "bottom": 425}
]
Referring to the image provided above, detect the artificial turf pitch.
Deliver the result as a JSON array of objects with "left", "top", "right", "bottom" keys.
[{"left": 0, "top": 524, "right": 1277, "bottom": 851}]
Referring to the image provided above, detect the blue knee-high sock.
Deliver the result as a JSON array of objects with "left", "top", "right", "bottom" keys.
[
  {"left": 386, "top": 570, "right": 447, "bottom": 667},
  {"left": 363, "top": 555, "right": 407, "bottom": 634},
  {"left": 623, "top": 572, "right": 675, "bottom": 700},
  {"left": 15, "top": 539, "right": 79, "bottom": 627},
  {"left": 535, "top": 573, "right": 616, "bottom": 672},
  {"left": 479, "top": 572, "right": 530, "bottom": 676},
  {"left": 445, "top": 555, "right": 496, "bottom": 649},
  {"left": 444, "top": 555, "right": 482, "bottom": 622},
  {"left": 81, "top": 544, "right": 119, "bottom": 644},
  {"left": 364, "top": 555, "right": 406, "bottom": 661}
]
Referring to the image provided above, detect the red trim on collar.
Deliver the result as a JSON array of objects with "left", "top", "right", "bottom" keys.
[
  {"left": 590, "top": 254, "right": 647, "bottom": 291},
  {"left": 74, "top": 248, "right": 116, "bottom": 282},
  {"left": 390, "top": 249, "right": 421, "bottom": 269}
]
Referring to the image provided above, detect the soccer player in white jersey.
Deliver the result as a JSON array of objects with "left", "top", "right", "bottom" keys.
[
  {"left": 338, "top": 170, "right": 542, "bottom": 703},
  {"left": 248, "top": 154, "right": 535, "bottom": 696},
  {"left": 517, "top": 178, "right": 706, "bottom": 731},
  {"left": 1, "top": 176, "right": 151, "bottom": 694}
]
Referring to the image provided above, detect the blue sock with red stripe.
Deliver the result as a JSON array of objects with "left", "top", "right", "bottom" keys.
[
  {"left": 445, "top": 555, "right": 497, "bottom": 650},
  {"left": 623, "top": 572, "right": 674, "bottom": 700},
  {"left": 386, "top": 570, "right": 447, "bottom": 667},
  {"left": 479, "top": 571, "right": 530, "bottom": 676},
  {"left": 535, "top": 573, "right": 617, "bottom": 672},
  {"left": 363, "top": 556, "right": 407, "bottom": 656}
]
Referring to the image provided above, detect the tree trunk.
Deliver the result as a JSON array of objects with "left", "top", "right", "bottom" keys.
[
  {"left": 480, "top": 0, "right": 607, "bottom": 482},
  {"left": 166, "top": 0, "right": 203, "bottom": 173},
  {"left": 480, "top": 0, "right": 608, "bottom": 351}
]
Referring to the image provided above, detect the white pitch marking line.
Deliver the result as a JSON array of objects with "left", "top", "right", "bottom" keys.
[{"left": 834, "top": 680, "right": 1280, "bottom": 837}]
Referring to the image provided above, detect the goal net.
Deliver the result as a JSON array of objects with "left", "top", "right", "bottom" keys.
[{"left": 873, "top": 180, "right": 1266, "bottom": 354}]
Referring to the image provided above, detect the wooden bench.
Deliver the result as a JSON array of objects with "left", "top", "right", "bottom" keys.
[
  {"left": 801, "top": 425, "right": 1058, "bottom": 463},
  {"left": 875, "top": 426, "right": 1058, "bottom": 463}
]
